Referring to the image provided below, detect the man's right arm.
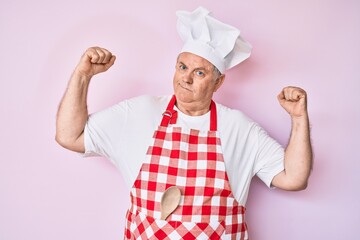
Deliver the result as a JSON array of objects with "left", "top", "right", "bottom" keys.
[{"left": 55, "top": 47, "right": 116, "bottom": 153}]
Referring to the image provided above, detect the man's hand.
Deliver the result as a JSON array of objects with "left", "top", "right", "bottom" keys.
[
  {"left": 277, "top": 86, "right": 308, "bottom": 118},
  {"left": 75, "top": 47, "right": 116, "bottom": 78}
]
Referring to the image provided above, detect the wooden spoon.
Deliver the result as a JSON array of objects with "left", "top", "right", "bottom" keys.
[{"left": 160, "top": 186, "right": 181, "bottom": 220}]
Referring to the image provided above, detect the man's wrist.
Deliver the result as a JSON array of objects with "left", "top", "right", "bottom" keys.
[
  {"left": 72, "top": 69, "right": 92, "bottom": 84},
  {"left": 291, "top": 113, "right": 310, "bottom": 129}
]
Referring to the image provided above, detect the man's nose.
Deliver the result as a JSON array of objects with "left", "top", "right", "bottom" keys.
[{"left": 182, "top": 72, "right": 193, "bottom": 84}]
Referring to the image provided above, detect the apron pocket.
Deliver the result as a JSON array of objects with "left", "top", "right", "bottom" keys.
[{"left": 128, "top": 210, "right": 226, "bottom": 240}]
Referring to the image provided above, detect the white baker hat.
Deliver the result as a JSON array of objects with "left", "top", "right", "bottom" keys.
[{"left": 176, "top": 6, "right": 252, "bottom": 73}]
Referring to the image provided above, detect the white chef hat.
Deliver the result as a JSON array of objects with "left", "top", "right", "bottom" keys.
[{"left": 176, "top": 6, "right": 252, "bottom": 73}]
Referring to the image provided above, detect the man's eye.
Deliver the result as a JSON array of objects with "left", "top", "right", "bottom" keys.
[
  {"left": 179, "top": 65, "right": 187, "bottom": 70},
  {"left": 195, "top": 71, "right": 204, "bottom": 76}
]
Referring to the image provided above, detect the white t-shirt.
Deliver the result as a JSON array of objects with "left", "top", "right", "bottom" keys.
[{"left": 83, "top": 95, "right": 284, "bottom": 205}]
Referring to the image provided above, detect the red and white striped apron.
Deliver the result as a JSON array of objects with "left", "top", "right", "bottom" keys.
[{"left": 124, "top": 96, "right": 248, "bottom": 239}]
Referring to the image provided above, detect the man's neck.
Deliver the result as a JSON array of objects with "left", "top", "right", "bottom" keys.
[{"left": 175, "top": 100, "right": 211, "bottom": 116}]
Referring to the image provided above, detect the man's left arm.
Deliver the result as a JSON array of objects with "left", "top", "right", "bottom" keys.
[{"left": 271, "top": 86, "right": 313, "bottom": 191}]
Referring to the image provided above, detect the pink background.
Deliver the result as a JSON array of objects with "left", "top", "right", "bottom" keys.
[{"left": 1, "top": 0, "right": 359, "bottom": 239}]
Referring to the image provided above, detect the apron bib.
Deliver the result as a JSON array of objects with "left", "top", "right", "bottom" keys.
[{"left": 124, "top": 96, "right": 248, "bottom": 239}]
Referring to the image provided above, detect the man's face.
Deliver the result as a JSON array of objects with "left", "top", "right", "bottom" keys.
[{"left": 173, "top": 52, "right": 224, "bottom": 107}]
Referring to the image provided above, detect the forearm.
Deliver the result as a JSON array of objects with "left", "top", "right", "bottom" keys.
[
  {"left": 55, "top": 71, "right": 91, "bottom": 152},
  {"left": 283, "top": 114, "right": 313, "bottom": 189}
]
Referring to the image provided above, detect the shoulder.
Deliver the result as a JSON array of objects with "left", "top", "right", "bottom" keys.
[
  {"left": 123, "top": 95, "right": 169, "bottom": 104},
  {"left": 88, "top": 95, "right": 171, "bottom": 123},
  {"left": 216, "top": 102, "right": 281, "bottom": 147},
  {"left": 109, "top": 95, "right": 171, "bottom": 113},
  {"left": 123, "top": 95, "right": 170, "bottom": 107},
  {"left": 215, "top": 102, "right": 256, "bottom": 128},
  {"left": 215, "top": 102, "right": 269, "bottom": 141}
]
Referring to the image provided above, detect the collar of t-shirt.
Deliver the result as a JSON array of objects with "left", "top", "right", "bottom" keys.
[{"left": 173, "top": 105, "right": 211, "bottom": 131}]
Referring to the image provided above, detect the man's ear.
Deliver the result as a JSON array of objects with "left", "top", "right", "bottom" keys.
[{"left": 214, "top": 74, "right": 225, "bottom": 92}]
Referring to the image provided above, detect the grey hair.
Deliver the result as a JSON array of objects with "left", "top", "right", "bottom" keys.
[{"left": 213, "top": 65, "right": 222, "bottom": 80}]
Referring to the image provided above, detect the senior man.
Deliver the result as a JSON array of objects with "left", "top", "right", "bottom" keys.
[{"left": 56, "top": 7, "right": 312, "bottom": 240}]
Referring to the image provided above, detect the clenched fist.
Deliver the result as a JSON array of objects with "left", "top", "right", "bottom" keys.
[
  {"left": 75, "top": 47, "right": 116, "bottom": 78},
  {"left": 277, "top": 86, "right": 308, "bottom": 118}
]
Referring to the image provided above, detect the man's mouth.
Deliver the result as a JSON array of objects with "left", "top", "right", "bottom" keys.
[{"left": 179, "top": 84, "right": 192, "bottom": 92}]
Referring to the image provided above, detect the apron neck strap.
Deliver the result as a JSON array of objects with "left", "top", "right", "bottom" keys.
[{"left": 160, "top": 95, "right": 217, "bottom": 131}]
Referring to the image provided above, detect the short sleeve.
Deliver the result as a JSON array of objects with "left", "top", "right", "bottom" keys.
[
  {"left": 252, "top": 124, "right": 285, "bottom": 188},
  {"left": 82, "top": 117, "right": 107, "bottom": 157},
  {"left": 81, "top": 102, "right": 128, "bottom": 162}
]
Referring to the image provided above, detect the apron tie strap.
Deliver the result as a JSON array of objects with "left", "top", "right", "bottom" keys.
[
  {"left": 161, "top": 109, "right": 178, "bottom": 126},
  {"left": 160, "top": 95, "right": 217, "bottom": 131},
  {"left": 160, "top": 95, "right": 177, "bottom": 127},
  {"left": 209, "top": 100, "right": 217, "bottom": 131}
]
